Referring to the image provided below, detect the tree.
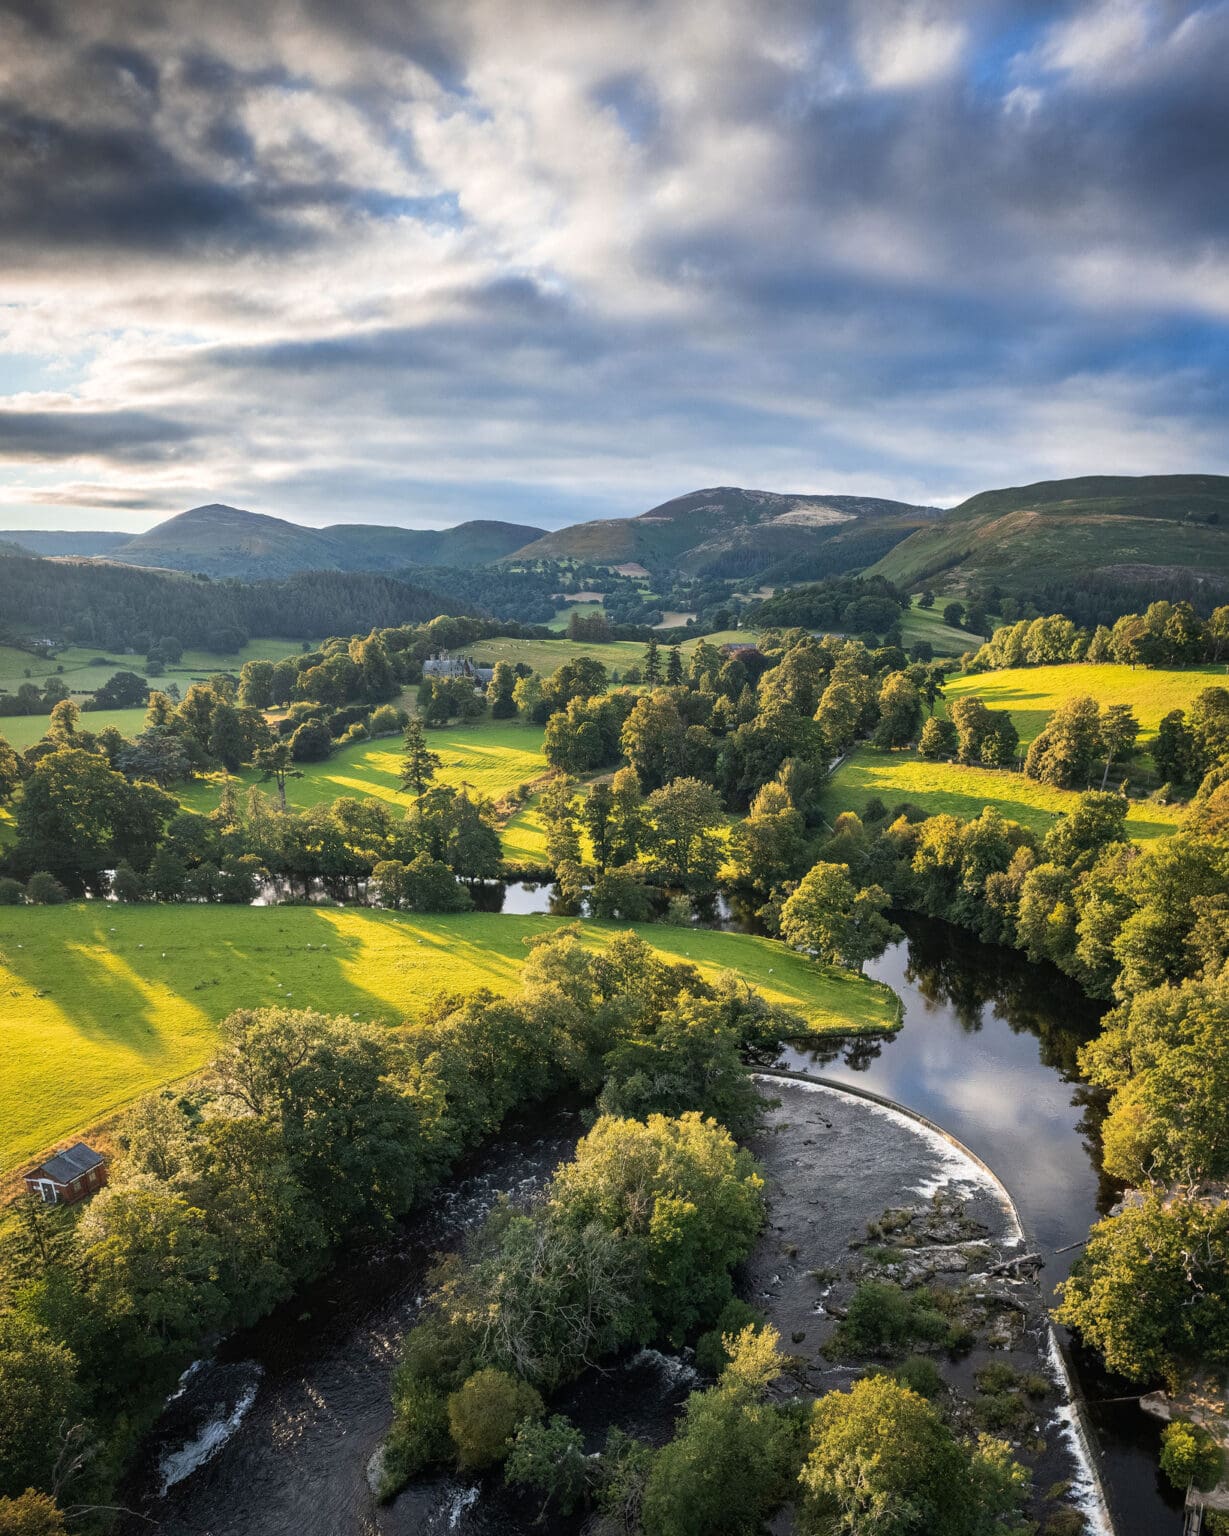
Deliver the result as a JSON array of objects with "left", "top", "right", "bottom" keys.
[
  {"left": 1099, "top": 703, "right": 1140, "bottom": 788},
  {"left": 550, "top": 1112, "right": 765, "bottom": 1342},
  {"left": 24, "top": 872, "right": 66, "bottom": 905},
  {"left": 644, "top": 637, "right": 661, "bottom": 685},
  {"left": 400, "top": 717, "right": 441, "bottom": 801},
  {"left": 622, "top": 691, "right": 690, "bottom": 791},
  {"left": 0, "top": 736, "right": 19, "bottom": 802},
  {"left": 609, "top": 767, "right": 646, "bottom": 865},
  {"left": 666, "top": 646, "right": 683, "bottom": 686},
  {"left": 1153, "top": 709, "right": 1196, "bottom": 786},
  {"left": 238, "top": 658, "right": 276, "bottom": 709},
  {"left": 780, "top": 862, "right": 898, "bottom": 972},
  {"left": 486, "top": 660, "right": 518, "bottom": 719},
  {"left": 1159, "top": 1421, "right": 1223, "bottom": 1494},
  {"left": 583, "top": 780, "right": 616, "bottom": 871},
  {"left": 644, "top": 777, "right": 724, "bottom": 887},
  {"left": 541, "top": 775, "right": 582, "bottom": 868},
  {"left": 918, "top": 716, "right": 958, "bottom": 760},
  {"left": 1041, "top": 791, "right": 1128, "bottom": 875},
  {"left": 641, "top": 1327, "right": 798, "bottom": 1536},
  {"left": 1024, "top": 696, "right": 1102, "bottom": 788},
  {"left": 0, "top": 1490, "right": 67, "bottom": 1534},
  {"left": 253, "top": 740, "right": 302, "bottom": 812},
  {"left": 1056, "top": 1195, "right": 1229, "bottom": 1385},
  {"left": 447, "top": 1369, "right": 543, "bottom": 1470},
  {"left": 727, "top": 781, "right": 810, "bottom": 893},
  {"left": 942, "top": 600, "right": 965, "bottom": 629},
  {"left": 90, "top": 670, "right": 149, "bottom": 709},
  {"left": 507, "top": 1415, "right": 591, "bottom": 1515},
  {"left": 1080, "top": 972, "right": 1229, "bottom": 1187},
  {"left": 798, "top": 1375, "right": 1029, "bottom": 1536},
  {"left": 373, "top": 854, "right": 473, "bottom": 913},
  {"left": 0, "top": 1316, "right": 81, "bottom": 1500},
  {"left": 873, "top": 673, "right": 921, "bottom": 750}
]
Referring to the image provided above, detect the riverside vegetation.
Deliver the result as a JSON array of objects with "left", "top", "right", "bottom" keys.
[{"left": 5, "top": 578, "right": 1229, "bottom": 1525}]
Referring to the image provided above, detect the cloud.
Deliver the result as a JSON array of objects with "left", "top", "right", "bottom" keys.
[{"left": 0, "top": 0, "right": 1225, "bottom": 529}]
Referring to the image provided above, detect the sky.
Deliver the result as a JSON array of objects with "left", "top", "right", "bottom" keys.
[{"left": 0, "top": 0, "right": 1227, "bottom": 534}]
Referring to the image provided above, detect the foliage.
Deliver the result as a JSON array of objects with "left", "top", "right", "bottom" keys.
[
  {"left": 505, "top": 1415, "right": 591, "bottom": 1514},
  {"left": 798, "top": 1375, "right": 1030, "bottom": 1536},
  {"left": 446, "top": 1368, "right": 543, "bottom": 1470},
  {"left": 641, "top": 1326, "right": 802, "bottom": 1536},
  {"left": 1056, "top": 1195, "right": 1229, "bottom": 1385},
  {"left": 826, "top": 1281, "right": 960, "bottom": 1358},
  {"left": 780, "top": 862, "right": 899, "bottom": 972},
  {"left": 1159, "top": 1420, "right": 1224, "bottom": 1493}
]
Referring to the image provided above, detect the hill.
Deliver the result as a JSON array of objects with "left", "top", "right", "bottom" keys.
[
  {"left": 0, "top": 530, "right": 132, "bottom": 557},
  {"left": 869, "top": 475, "right": 1229, "bottom": 609},
  {"left": 509, "top": 486, "right": 944, "bottom": 579},
  {"left": 110, "top": 504, "right": 545, "bottom": 578}
]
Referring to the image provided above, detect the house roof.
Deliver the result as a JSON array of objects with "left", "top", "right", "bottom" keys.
[{"left": 32, "top": 1142, "right": 104, "bottom": 1184}]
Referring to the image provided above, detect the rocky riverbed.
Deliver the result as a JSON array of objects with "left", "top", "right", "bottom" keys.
[{"left": 746, "top": 1076, "right": 1111, "bottom": 1536}]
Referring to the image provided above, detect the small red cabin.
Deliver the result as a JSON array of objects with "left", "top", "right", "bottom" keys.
[{"left": 23, "top": 1142, "right": 108, "bottom": 1206}]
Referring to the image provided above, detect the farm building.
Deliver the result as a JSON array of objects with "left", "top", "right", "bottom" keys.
[{"left": 23, "top": 1142, "right": 108, "bottom": 1206}]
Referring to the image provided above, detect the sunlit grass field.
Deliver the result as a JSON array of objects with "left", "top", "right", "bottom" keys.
[
  {"left": 943, "top": 662, "right": 1229, "bottom": 746},
  {"left": 823, "top": 746, "right": 1184, "bottom": 841},
  {"left": 0, "top": 904, "right": 900, "bottom": 1172},
  {"left": 0, "top": 706, "right": 151, "bottom": 751},
  {"left": 179, "top": 717, "right": 549, "bottom": 816}
]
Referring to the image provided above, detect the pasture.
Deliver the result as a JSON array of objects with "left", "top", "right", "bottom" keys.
[
  {"left": 823, "top": 746, "right": 1184, "bottom": 841},
  {"left": 943, "top": 662, "right": 1229, "bottom": 746},
  {"left": 898, "top": 599, "right": 976, "bottom": 657},
  {"left": 467, "top": 629, "right": 756, "bottom": 678},
  {"left": 0, "top": 904, "right": 900, "bottom": 1172},
  {"left": 178, "top": 716, "right": 549, "bottom": 816}
]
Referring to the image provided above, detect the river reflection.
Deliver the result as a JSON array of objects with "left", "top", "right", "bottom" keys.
[{"left": 780, "top": 917, "right": 1181, "bottom": 1536}]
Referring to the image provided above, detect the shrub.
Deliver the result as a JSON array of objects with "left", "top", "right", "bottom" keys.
[
  {"left": 694, "top": 1298, "right": 765, "bottom": 1377},
  {"left": 368, "top": 704, "right": 407, "bottom": 736},
  {"left": 111, "top": 863, "right": 146, "bottom": 902},
  {"left": 379, "top": 1380, "right": 450, "bottom": 1498},
  {"left": 826, "top": 1281, "right": 954, "bottom": 1357},
  {"left": 447, "top": 1368, "right": 543, "bottom": 1470},
  {"left": 891, "top": 1356, "right": 945, "bottom": 1399},
  {"left": 25, "top": 872, "right": 67, "bottom": 905},
  {"left": 0, "top": 877, "right": 24, "bottom": 905},
  {"left": 506, "top": 1415, "right": 591, "bottom": 1515},
  {"left": 1160, "top": 1419, "right": 1224, "bottom": 1493}
]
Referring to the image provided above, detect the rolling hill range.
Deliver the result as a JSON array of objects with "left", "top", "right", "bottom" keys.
[
  {"left": 509, "top": 486, "right": 944, "bottom": 579},
  {"left": 39, "top": 504, "right": 546, "bottom": 580},
  {"left": 1, "top": 530, "right": 134, "bottom": 557},
  {"left": 869, "top": 474, "right": 1229, "bottom": 601}
]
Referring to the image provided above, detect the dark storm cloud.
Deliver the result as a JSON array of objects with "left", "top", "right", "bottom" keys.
[{"left": 0, "top": 409, "right": 195, "bottom": 461}]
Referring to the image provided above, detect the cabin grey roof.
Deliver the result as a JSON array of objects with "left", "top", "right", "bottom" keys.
[
  {"left": 36, "top": 1142, "right": 104, "bottom": 1183},
  {"left": 473, "top": 666, "right": 495, "bottom": 684},
  {"left": 423, "top": 657, "right": 467, "bottom": 677}
]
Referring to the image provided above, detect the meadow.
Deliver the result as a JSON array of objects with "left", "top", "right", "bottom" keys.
[
  {"left": 0, "top": 904, "right": 900, "bottom": 1173},
  {"left": 898, "top": 599, "right": 976, "bottom": 656},
  {"left": 823, "top": 746, "right": 1185, "bottom": 841},
  {"left": 943, "top": 662, "right": 1228, "bottom": 746},
  {"left": 178, "top": 715, "right": 550, "bottom": 817},
  {"left": 467, "top": 629, "right": 756, "bottom": 677}
]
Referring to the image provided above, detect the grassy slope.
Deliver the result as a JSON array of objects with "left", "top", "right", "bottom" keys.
[
  {"left": 870, "top": 475, "right": 1229, "bottom": 593},
  {"left": 179, "top": 717, "right": 549, "bottom": 816},
  {"left": 0, "top": 905, "right": 899, "bottom": 1172},
  {"left": 943, "top": 662, "right": 1229, "bottom": 746},
  {"left": 467, "top": 630, "right": 756, "bottom": 676},
  {"left": 898, "top": 599, "right": 976, "bottom": 656},
  {"left": 824, "top": 746, "right": 1183, "bottom": 841}
]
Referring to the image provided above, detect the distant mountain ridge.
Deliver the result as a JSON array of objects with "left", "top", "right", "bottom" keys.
[
  {"left": 508, "top": 486, "right": 945, "bottom": 579},
  {"left": 58, "top": 504, "right": 548, "bottom": 580},
  {"left": 9, "top": 475, "right": 1228, "bottom": 598}
]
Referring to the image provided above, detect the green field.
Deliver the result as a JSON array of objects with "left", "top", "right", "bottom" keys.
[
  {"left": 0, "top": 706, "right": 150, "bottom": 751},
  {"left": 0, "top": 905, "right": 900, "bottom": 1173},
  {"left": 0, "top": 637, "right": 310, "bottom": 694},
  {"left": 824, "top": 746, "right": 1184, "bottom": 841},
  {"left": 468, "top": 629, "right": 756, "bottom": 678},
  {"left": 899, "top": 599, "right": 976, "bottom": 656},
  {"left": 0, "top": 637, "right": 314, "bottom": 751},
  {"left": 179, "top": 717, "right": 549, "bottom": 816},
  {"left": 943, "top": 662, "right": 1229, "bottom": 746}
]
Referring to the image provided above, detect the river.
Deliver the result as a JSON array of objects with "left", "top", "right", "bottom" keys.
[{"left": 117, "top": 910, "right": 1180, "bottom": 1534}]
